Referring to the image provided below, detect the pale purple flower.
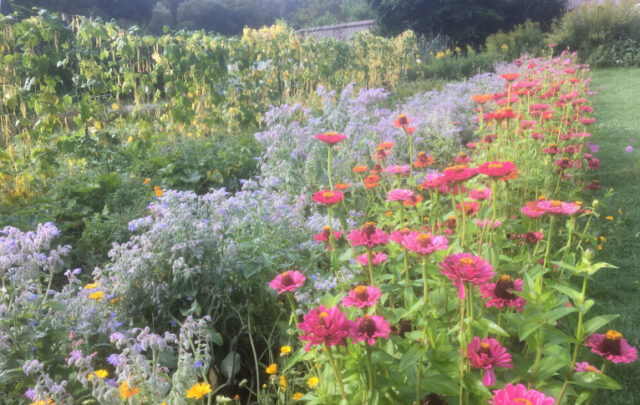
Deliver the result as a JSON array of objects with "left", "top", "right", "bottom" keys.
[{"left": 625, "top": 145, "right": 634, "bottom": 153}]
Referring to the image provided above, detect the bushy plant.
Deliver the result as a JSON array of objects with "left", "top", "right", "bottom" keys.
[
  {"left": 486, "top": 20, "right": 546, "bottom": 61},
  {"left": 548, "top": 0, "right": 640, "bottom": 66}
]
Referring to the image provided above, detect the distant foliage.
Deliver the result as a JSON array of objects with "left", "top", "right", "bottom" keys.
[
  {"left": 549, "top": 0, "right": 640, "bottom": 66},
  {"left": 486, "top": 21, "right": 546, "bottom": 60}
]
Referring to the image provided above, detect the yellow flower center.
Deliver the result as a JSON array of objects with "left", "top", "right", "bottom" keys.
[
  {"left": 587, "top": 366, "right": 598, "bottom": 372},
  {"left": 459, "top": 258, "right": 474, "bottom": 265},
  {"left": 550, "top": 200, "right": 563, "bottom": 207},
  {"left": 606, "top": 330, "right": 622, "bottom": 341},
  {"left": 500, "top": 274, "right": 512, "bottom": 283},
  {"left": 417, "top": 233, "right": 431, "bottom": 244},
  {"left": 514, "top": 399, "right": 532, "bottom": 405},
  {"left": 322, "top": 191, "right": 335, "bottom": 199},
  {"left": 488, "top": 163, "right": 503, "bottom": 169},
  {"left": 319, "top": 311, "right": 329, "bottom": 319}
]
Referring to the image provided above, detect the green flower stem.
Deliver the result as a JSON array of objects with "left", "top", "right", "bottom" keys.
[
  {"left": 458, "top": 294, "right": 467, "bottom": 405},
  {"left": 287, "top": 293, "right": 299, "bottom": 326},
  {"left": 327, "top": 146, "right": 334, "bottom": 189},
  {"left": 326, "top": 346, "right": 346, "bottom": 401},
  {"left": 541, "top": 215, "right": 556, "bottom": 288},
  {"left": 422, "top": 256, "right": 429, "bottom": 317},
  {"left": 366, "top": 346, "right": 375, "bottom": 395},
  {"left": 366, "top": 246, "right": 376, "bottom": 287},
  {"left": 584, "top": 363, "right": 607, "bottom": 405},
  {"left": 556, "top": 271, "right": 589, "bottom": 403}
]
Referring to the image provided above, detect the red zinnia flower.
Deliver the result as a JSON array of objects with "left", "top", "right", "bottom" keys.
[
  {"left": 467, "top": 337, "right": 513, "bottom": 386},
  {"left": 387, "top": 189, "right": 414, "bottom": 202},
  {"left": 347, "top": 222, "right": 390, "bottom": 248},
  {"left": 269, "top": 270, "right": 306, "bottom": 294},
  {"left": 315, "top": 132, "right": 346, "bottom": 145},
  {"left": 312, "top": 190, "right": 344, "bottom": 205},
  {"left": 389, "top": 227, "right": 412, "bottom": 244},
  {"left": 439, "top": 253, "right": 495, "bottom": 299},
  {"left": 521, "top": 231, "right": 543, "bottom": 244},
  {"left": 521, "top": 201, "right": 546, "bottom": 218},
  {"left": 342, "top": 285, "right": 382, "bottom": 308},
  {"left": 480, "top": 274, "right": 526, "bottom": 311},
  {"left": 298, "top": 305, "right": 353, "bottom": 351},
  {"left": 476, "top": 161, "right": 517, "bottom": 179},
  {"left": 335, "top": 183, "right": 350, "bottom": 190},
  {"left": 585, "top": 330, "right": 638, "bottom": 363},
  {"left": 454, "top": 152, "right": 472, "bottom": 164},
  {"left": 574, "top": 362, "right": 600, "bottom": 373},
  {"left": 469, "top": 188, "right": 491, "bottom": 201},
  {"left": 472, "top": 94, "right": 492, "bottom": 105},
  {"left": 501, "top": 73, "right": 520, "bottom": 82},
  {"left": 456, "top": 201, "right": 480, "bottom": 216},
  {"left": 349, "top": 314, "right": 391, "bottom": 346},
  {"left": 352, "top": 165, "right": 368, "bottom": 174},
  {"left": 414, "top": 151, "right": 435, "bottom": 167}
]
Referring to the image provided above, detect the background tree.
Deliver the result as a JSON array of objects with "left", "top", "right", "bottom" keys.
[{"left": 367, "top": 0, "right": 566, "bottom": 46}]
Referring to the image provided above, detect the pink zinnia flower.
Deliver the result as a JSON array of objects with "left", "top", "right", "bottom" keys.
[
  {"left": 490, "top": 384, "right": 555, "bottom": 405},
  {"left": 480, "top": 274, "right": 526, "bottom": 311},
  {"left": 467, "top": 337, "right": 513, "bottom": 386},
  {"left": 401, "top": 232, "right": 449, "bottom": 255},
  {"left": 356, "top": 252, "right": 388, "bottom": 266},
  {"left": 521, "top": 201, "right": 546, "bottom": 218},
  {"left": 536, "top": 199, "right": 579, "bottom": 216},
  {"left": 456, "top": 201, "right": 480, "bottom": 216},
  {"left": 475, "top": 219, "right": 502, "bottom": 229},
  {"left": 387, "top": 189, "right": 414, "bottom": 202},
  {"left": 349, "top": 314, "right": 391, "bottom": 346},
  {"left": 385, "top": 165, "right": 411, "bottom": 175},
  {"left": 347, "top": 222, "right": 390, "bottom": 248},
  {"left": 469, "top": 188, "right": 491, "bottom": 201},
  {"left": 389, "top": 227, "right": 412, "bottom": 244},
  {"left": 585, "top": 330, "right": 638, "bottom": 363},
  {"left": 312, "top": 190, "right": 344, "bottom": 205},
  {"left": 422, "top": 173, "right": 447, "bottom": 190},
  {"left": 476, "top": 161, "right": 517, "bottom": 179},
  {"left": 269, "top": 270, "right": 306, "bottom": 294},
  {"left": 315, "top": 132, "right": 346, "bottom": 145},
  {"left": 313, "top": 226, "right": 343, "bottom": 250},
  {"left": 574, "top": 362, "right": 600, "bottom": 373},
  {"left": 439, "top": 253, "right": 495, "bottom": 299},
  {"left": 442, "top": 165, "right": 477, "bottom": 184},
  {"left": 298, "top": 305, "right": 353, "bottom": 351},
  {"left": 342, "top": 285, "right": 381, "bottom": 308}
]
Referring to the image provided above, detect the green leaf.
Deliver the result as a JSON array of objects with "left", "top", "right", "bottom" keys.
[
  {"left": 552, "top": 285, "right": 582, "bottom": 302},
  {"left": 220, "top": 351, "right": 242, "bottom": 380},
  {"left": 582, "top": 314, "right": 619, "bottom": 337},
  {"left": 422, "top": 373, "right": 460, "bottom": 397},
  {"left": 472, "top": 318, "right": 510, "bottom": 337},
  {"left": 398, "top": 345, "right": 423, "bottom": 372},
  {"left": 572, "top": 371, "right": 622, "bottom": 390}
]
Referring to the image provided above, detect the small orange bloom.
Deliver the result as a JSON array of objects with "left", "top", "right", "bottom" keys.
[
  {"left": 352, "top": 165, "right": 368, "bottom": 174},
  {"left": 143, "top": 178, "right": 151, "bottom": 184},
  {"left": 335, "top": 183, "right": 350, "bottom": 190},
  {"left": 378, "top": 141, "right": 395, "bottom": 149}
]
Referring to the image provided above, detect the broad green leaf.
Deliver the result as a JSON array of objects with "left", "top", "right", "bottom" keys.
[{"left": 582, "top": 314, "right": 619, "bottom": 337}]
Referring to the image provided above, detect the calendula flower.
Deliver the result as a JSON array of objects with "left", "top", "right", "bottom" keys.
[
  {"left": 490, "top": 384, "right": 555, "bottom": 405},
  {"left": 279, "top": 375, "right": 287, "bottom": 391},
  {"left": 269, "top": 270, "right": 306, "bottom": 294},
  {"left": 307, "top": 377, "right": 319, "bottom": 388},
  {"left": 280, "top": 345, "right": 292, "bottom": 356},
  {"left": 186, "top": 382, "right": 212, "bottom": 399},
  {"left": 315, "top": 132, "right": 346, "bottom": 145},
  {"left": 84, "top": 282, "right": 99, "bottom": 290},
  {"left": 119, "top": 380, "right": 139, "bottom": 399},
  {"left": 88, "top": 369, "right": 108, "bottom": 380},
  {"left": 342, "top": 285, "right": 381, "bottom": 308},
  {"left": 585, "top": 330, "right": 637, "bottom": 363},
  {"left": 266, "top": 363, "right": 277, "bottom": 375},
  {"left": 154, "top": 186, "right": 163, "bottom": 197},
  {"left": 143, "top": 178, "right": 151, "bottom": 184},
  {"left": 293, "top": 392, "right": 304, "bottom": 400},
  {"left": 467, "top": 337, "right": 513, "bottom": 386},
  {"left": 89, "top": 291, "right": 104, "bottom": 301}
]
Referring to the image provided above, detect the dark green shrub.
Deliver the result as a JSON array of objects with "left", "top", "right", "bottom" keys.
[{"left": 486, "top": 20, "right": 545, "bottom": 60}]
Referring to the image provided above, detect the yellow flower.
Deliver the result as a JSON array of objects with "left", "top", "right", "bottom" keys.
[
  {"left": 266, "top": 363, "right": 277, "bottom": 375},
  {"left": 279, "top": 375, "right": 287, "bottom": 391},
  {"left": 30, "top": 400, "right": 55, "bottom": 405},
  {"left": 186, "top": 382, "right": 212, "bottom": 400},
  {"left": 280, "top": 345, "right": 292, "bottom": 356},
  {"left": 119, "top": 381, "right": 139, "bottom": 399},
  {"left": 600, "top": 236, "right": 606, "bottom": 242},
  {"left": 293, "top": 392, "right": 304, "bottom": 400},
  {"left": 154, "top": 186, "right": 163, "bottom": 197},
  {"left": 84, "top": 282, "right": 99, "bottom": 289},
  {"left": 89, "top": 291, "right": 104, "bottom": 301},
  {"left": 597, "top": 244, "right": 603, "bottom": 251},
  {"left": 606, "top": 216, "right": 614, "bottom": 221},
  {"left": 501, "top": 43, "right": 509, "bottom": 51},
  {"left": 385, "top": 211, "right": 393, "bottom": 217},
  {"left": 307, "top": 376, "right": 319, "bottom": 388},
  {"left": 435, "top": 51, "right": 445, "bottom": 60},
  {"left": 143, "top": 178, "right": 151, "bottom": 184},
  {"left": 88, "top": 369, "right": 108, "bottom": 380},
  {"left": 109, "top": 297, "right": 119, "bottom": 304}
]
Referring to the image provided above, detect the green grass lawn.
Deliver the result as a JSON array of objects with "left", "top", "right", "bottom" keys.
[{"left": 586, "top": 68, "right": 640, "bottom": 404}]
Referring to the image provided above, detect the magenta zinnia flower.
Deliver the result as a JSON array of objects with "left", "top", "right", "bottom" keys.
[
  {"left": 298, "top": 305, "right": 353, "bottom": 351},
  {"left": 342, "top": 285, "right": 381, "bottom": 308},
  {"left": 574, "top": 361, "right": 600, "bottom": 373},
  {"left": 467, "top": 337, "right": 513, "bottom": 386},
  {"left": 347, "top": 222, "right": 390, "bottom": 248},
  {"left": 490, "top": 383, "right": 555, "bottom": 405},
  {"left": 314, "top": 226, "right": 343, "bottom": 246},
  {"left": 480, "top": 275, "right": 526, "bottom": 311},
  {"left": 385, "top": 165, "right": 411, "bottom": 175},
  {"left": 315, "top": 132, "right": 346, "bottom": 145},
  {"left": 387, "top": 189, "right": 414, "bottom": 202},
  {"left": 312, "top": 190, "right": 344, "bottom": 205},
  {"left": 269, "top": 270, "right": 306, "bottom": 294},
  {"left": 389, "top": 227, "right": 412, "bottom": 244},
  {"left": 585, "top": 330, "right": 638, "bottom": 363},
  {"left": 476, "top": 161, "right": 517, "bottom": 179},
  {"left": 401, "top": 232, "right": 448, "bottom": 255},
  {"left": 439, "top": 253, "right": 495, "bottom": 299},
  {"left": 476, "top": 219, "right": 502, "bottom": 229},
  {"left": 356, "top": 251, "right": 388, "bottom": 266},
  {"left": 469, "top": 188, "right": 491, "bottom": 201},
  {"left": 521, "top": 201, "right": 546, "bottom": 218},
  {"left": 349, "top": 314, "right": 391, "bottom": 346},
  {"left": 442, "top": 165, "right": 477, "bottom": 184},
  {"left": 536, "top": 199, "right": 579, "bottom": 216}
]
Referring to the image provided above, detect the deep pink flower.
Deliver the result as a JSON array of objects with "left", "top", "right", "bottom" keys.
[
  {"left": 521, "top": 201, "right": 546, "bottom": 218},
  {"left": 349, "top": 314, "right": 391, "bottom": 346},
  {"left": 480, "top": 275, "right": 526, "bottom": 312},
  {"left": 389, "top": 228, "right": 412, "bottom": 244},
  {"left": 442, "top": 165, "right": 477, "bottom": 184},
  {"left": 269, "top": 270, "right": 306, "bottom": 294},
  {"left": 521, "top": 231, "right": 543, "bottom": 244},
  {"left": 401, "top": 232, "right": 449, "bottom": 255},
  {"left": 456, "top": 201, "right": 480, "bottom": 216},
  {"left": 490, "top": 384, "right": 555, "bottom": 405},
  {"left": 387, "top": 189, "right": 414, "bottom": 202},
  {"left": 347, "top": 222, "right": 390, "bottom": 248},
  {"left": 475, "top": 219, "right": 502, "bottom": 229},
  {"left": 298, "top": 305, "right": 353, "bottom": 351},
  {"left": 312, "top": 190, "right": 344, "bottom": 205},
  {"left": 385, "top": 165, "right": 411, "bottom": 175},
  {"left": 439, "top": 253, "right": 495, "bottom": 299},
  {"left": 467, "top": 337, "right": 513, "bottom": 386},
  {"left": 476, "top": 161, "right": 517, "bottom": 179},
  {"left": 585, "top": 330, "right": 638, "bottom": 363},
  {"left": 469, "top": 188, "right": 491, "bottom": 201},
  {"left": 315, "top": 132, "right": 346, "bottom": 145},
  {"left": 574, "top": 362, "right": 600, "bottom": 373},
  {"left": 314, "top": 226, "right": 343, "bottom": 250},
  {"left": 536, "top": 199, "right": 579, "bottom": 216},
  {"left": 422, "top": 173, "right": 447, "bottom": 190},
  {"left": 342, "top": 285, "right": 381, "bottom": 308},
  {"left": 356, "top": 252, "right": 388, "bottom": 266}
]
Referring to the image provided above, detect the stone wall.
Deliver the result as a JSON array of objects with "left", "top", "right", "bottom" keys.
[{"left": 295, "top": 20, "right": 377, "bottom": 41}]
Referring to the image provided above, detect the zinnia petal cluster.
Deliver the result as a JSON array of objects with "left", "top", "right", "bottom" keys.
[
  {"left": 439, "top": 253, "right": 495, "bottom": 299},
  {"left": 269, "top": 270, "right": 306, "bottom": 294},
  {"left": 315, "top": 132, "right": 346, "bottom": 145},
  {"left": 480, "top": 275, "right": 526, "bottom": 311},
  {"left": 401, "top": 232, "right": 449, "bottom": 255},
  {"left": 349, "top": 314, "right": 391, "bottom": 346},
  {"left": 347, "top": 222, "right": 390, "bottom": 248},
  {"left": 585, "top": 330, "right": 637, "bottom": 363},
  {"left": 298, "top": 305, "right": 352, "bottom": 351},
  {"left": 342, "top": 285, "right": 381, "bottom": 308},
  {"left": 467, "top": 337, "right": 513, "bottom": 386},
  {"left": 312, "top": 190, "right": 344, "bottom": 205},
  {"left": 490, "top": 383, "right": 555, "bottom": 405}
]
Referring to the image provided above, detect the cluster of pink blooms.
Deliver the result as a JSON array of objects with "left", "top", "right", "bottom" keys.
[{"left": 521, "top": 198, "right": 579, "bottom": 217}]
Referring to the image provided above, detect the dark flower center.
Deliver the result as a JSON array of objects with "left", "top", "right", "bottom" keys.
[
  {"left": 417, "top": 233, "right": 432, "bottom": 246},
  {"left": 363, "top": 222, "right": 377, "bottom": 238},
  {"left": 354, "top": 285, "right": 368, "bottom": 301},
  {"left": 479, "top": 342, "right": 491, "bottom": 356},
  {"left": 397, "top": 114, "right": 408, "bottom": 125},
  {"left": 359, "top": 315, "right": 377, "bottom": 337},
  {"left": 280, "top": 272, "right": 294, "bottom": 287},
  {"left": 495, "top": 275, "right": 516, "bottom": 300},
  {"left": 601, "top": 330, "right": 623, "bottom": 355}
]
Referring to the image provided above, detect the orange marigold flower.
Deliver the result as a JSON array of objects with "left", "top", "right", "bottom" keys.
[{"left": 119, "top": 381, "right": 139, "bottom": 399}]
